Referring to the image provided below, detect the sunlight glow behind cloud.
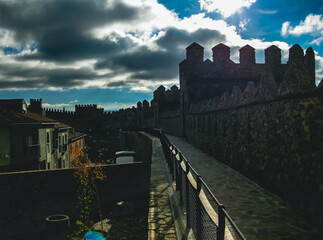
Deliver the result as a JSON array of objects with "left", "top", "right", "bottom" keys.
[{"left": 199, "top": 0, "right": 257, "bottom": 18}]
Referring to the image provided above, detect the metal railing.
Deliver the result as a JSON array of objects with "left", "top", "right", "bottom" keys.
[{"left": 140, "top": 127, "right": 246, "bottom": 240}]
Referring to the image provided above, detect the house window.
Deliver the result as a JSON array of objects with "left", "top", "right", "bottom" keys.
[
  {"left": 47, "top": 162, "right": 50, "bottom": 169},
  {"left": 59, "top": 136, "right": 62, "bottom": 152},
  {"left": 46, "top": 132, "right": 50, "bottom": 143}
]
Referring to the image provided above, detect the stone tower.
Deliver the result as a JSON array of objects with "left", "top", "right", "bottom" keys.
[
  {"left": 239, "top": 45, "right": 255, "bottom": 67},
  {"left": 304, "top": 47, "right": 315, "bottom": 83},
  {"left": 186, "top": 42, "right": 204, "bottom": 64},
  {"left": 212, "top": 43, "right": 230, "bottom": 66},
  {"left": 288, "top": 44, "right": 304, "bottom": 63}
]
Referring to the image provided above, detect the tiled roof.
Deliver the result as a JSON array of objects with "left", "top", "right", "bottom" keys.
[
  {"left": 0, "top": 107, "right": 57, "bottom": 124},
  {"left": 69, "top": 131, "right": 87, "bottom": 141},
  {"left": 56, "top": 122, "right": 71, "bottom": 129}
]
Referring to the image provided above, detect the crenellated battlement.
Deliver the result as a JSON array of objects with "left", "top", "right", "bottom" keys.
[
  {"left": 180, "top": 42, "right": 316, "bottom": 113},
  {"left": 75, "top": 104, "right": 97, "bottom": 109},
  {"left": 30, "top": 98, "right": 42, "bottom": 104},
  {"left": 185, "top": 42, "right": 315, "bottom": 68},
  {"left": 153, "top": 84, "right": 180, "bottom": 104},
  {"left": 45, "top": 108, "right": 75, "bottom": 115}
]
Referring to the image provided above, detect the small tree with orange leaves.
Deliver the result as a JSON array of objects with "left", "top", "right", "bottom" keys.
[{"left": 70, "top": 146, "right": 106, "bottom": 238}]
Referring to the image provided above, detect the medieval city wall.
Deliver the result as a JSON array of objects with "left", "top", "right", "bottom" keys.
[
  {"left": 183, "top": 89, "right": 323, "bottom": 222},
  {"left": 158, "top": 110, "right": 181, "bottom": 136}
]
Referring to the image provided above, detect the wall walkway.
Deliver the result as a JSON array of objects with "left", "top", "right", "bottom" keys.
[
  {"left": 145, "top": 133, "right": 177, "bottom": 239},
  {"left": 167, "top": 135, "right": 323, "bottom": 240}
]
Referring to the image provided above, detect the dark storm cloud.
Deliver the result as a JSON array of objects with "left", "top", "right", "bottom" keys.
[
  {"left": 20, "top": 31, "right": 136, "bottom": 62},
  {"left": 107, "top": 81, "right": 127, "bottom": 87},
  {"left": 0, "top": 63, "right": 102, "bottom": 89},
  {"left": 0, "top": 0, "right": 139, "bottom": 62},
  {"left": 0, "top": 0, "right": 229, "bottom": 89},
  {"left": 94, "top": 45, "right": 181, "bottom": 80},
  {"left": 0, "top": 0, "right": 139, "bottom": 40},
  {"left": 96, "top": 28, "right": 227, "bottom": 80},
  {"left": 113, "top": 46, "right": 180, "bottom": 71},
  {"left": 131, "top": 69, "right": 177, "bottom": 80},
  {"left": 156, "top": 27, "right": 227, "bottom": 51}
]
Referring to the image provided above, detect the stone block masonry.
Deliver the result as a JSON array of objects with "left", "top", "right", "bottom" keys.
[
  {"left": 185, "top": 93, "right": 323, "bottom": 224},
  {"left": 108, "top": 42, "right": 323, "bottom": 225}
]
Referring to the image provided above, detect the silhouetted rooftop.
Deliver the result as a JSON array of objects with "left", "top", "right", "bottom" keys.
[
  {"left": 186, "top": 42, "right": 204, "bottom": 50},
  {"left": 0, "top": 107, "right": 57, "bottom": 125},
  {"left": 212, "top": 43, "right": 230, "bottom": 50},
  {"left": 240, "top": 44, "right": 255, "bottom": 51}
]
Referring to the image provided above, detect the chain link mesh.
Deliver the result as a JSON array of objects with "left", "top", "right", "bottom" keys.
[
  {"left": 157, "top": 129, "right": 245, "bottom": 240},
  {"left": 181, "top": 170, "right": 186, "bottom": 208},
  {"left": 188, "top": 181, "right": 197, "bottom": 234},
  {"left": 201, "top": 204, "right": 218, "bottom": 239}
]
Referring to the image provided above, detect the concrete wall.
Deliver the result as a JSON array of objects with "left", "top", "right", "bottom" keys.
[{"left": 0, "top": 162, "right": 151, "bottom": 238}]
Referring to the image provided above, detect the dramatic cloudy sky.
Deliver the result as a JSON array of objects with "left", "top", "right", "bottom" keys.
[{"left": 0, "top": 0, "right": 322, "bottom": 110}]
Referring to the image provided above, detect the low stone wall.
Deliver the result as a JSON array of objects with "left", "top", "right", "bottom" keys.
[
  {"left": 0, "top": 162, "right": 151, "bottom": 238},
  {"left": 122, "top": 130, "right": 152, "bottom": 163},
  {"left": 185, "top": 93, "right": 323, "bottom": 223}
]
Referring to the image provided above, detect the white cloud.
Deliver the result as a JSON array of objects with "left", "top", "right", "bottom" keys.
[
  {"left": 281, "top": 21, "right": 290, "bottom": 37},
  {"left": 257, "top": 9, "right": 277, "bottom": 15},
  {"left": 42, "top": 102, "right": 71, "bottom": 108},
  {"left": 310, "top": 36, "right": 323, "bottom": 46},
  {"left": 199, "top": 0, "right": 257, "bottom": 18},
  {"left": 98, "top": 102, "right": 137, "bottom": 111},
  {"left": 281, "top": 14, "right": 323, "bottom": 45},
  {"left": 129, "top": 86, "right": 153, "bottom": 93},
  {"left": 239, "top": 19, "right": 250, "bottom": 31}
]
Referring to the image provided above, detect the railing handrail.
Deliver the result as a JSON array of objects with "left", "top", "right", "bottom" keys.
[{"left": 125, "top": 127, "right": 246, "bottom": 240}]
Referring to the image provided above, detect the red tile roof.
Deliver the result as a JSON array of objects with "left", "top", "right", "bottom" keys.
[{"left": 0, "top": 107, "right": 70, "bottom": 130}]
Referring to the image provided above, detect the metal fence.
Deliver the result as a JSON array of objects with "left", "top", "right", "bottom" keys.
[{"left": 141, "top": 127, "right": 246, "bottom": 240}]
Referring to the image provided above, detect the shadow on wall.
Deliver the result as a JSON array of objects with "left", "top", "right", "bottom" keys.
[{"left": 0, "top": 162, "right": 150, "bottom": 239}]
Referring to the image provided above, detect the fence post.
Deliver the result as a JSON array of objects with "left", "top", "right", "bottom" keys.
[
  {"left": 196, "top": 174, "right": 202, "bottom": 240},
  {"left": 179, "top": 154, "right": 183, "bottom": 205},
  {"left": 172, "top": 149, "right": 177, "bottom": 181},
  {"left": 169, "top": 145, "right": 173, "bottom": 166},
  {"left": 169, "top": 147, "right": 175, "bottom": 178},
  {"left": 185, "top": 160, "right": 190, "bottom": 229},
  {"left": 217, "top": 204, "right": 225, "bottom": 240}
]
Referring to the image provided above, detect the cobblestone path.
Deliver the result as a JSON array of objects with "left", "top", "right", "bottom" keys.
[
  {"left": 148, "top": 135, "right": 176, "bottom": 239},
  {"left": 167, "top": 135, "right": 322, "bottom": 240}
]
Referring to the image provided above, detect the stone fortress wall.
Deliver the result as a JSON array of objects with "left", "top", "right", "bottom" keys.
[
  {"left": 178, "top": 42, "right": 323, "bottom": 223},
  {"left": 122, "top": 42, "right": 322, "bottom": 223},
  {"left": 37, "top": 42, "right": 323, "bottom": 223}
]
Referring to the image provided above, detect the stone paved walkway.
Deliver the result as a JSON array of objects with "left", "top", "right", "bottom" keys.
[
  {"left": 148, "top": 135, "right": 176, "bottom": 239},
  {"left": 167, "top": 135, "right": 323, "bottom": 240}
]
